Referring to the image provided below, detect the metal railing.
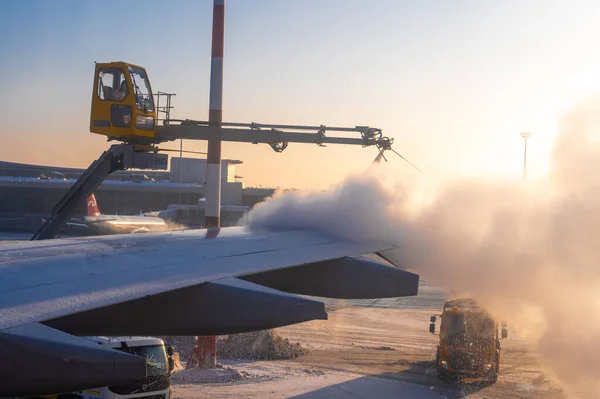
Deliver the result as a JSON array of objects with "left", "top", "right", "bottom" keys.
[{"left": 154, "top": 91, "right": 176, "bottom": 126}]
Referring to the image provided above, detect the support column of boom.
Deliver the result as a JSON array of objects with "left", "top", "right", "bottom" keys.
[{"left": 198, "top": 0, "right": 224, "bottom": 370}]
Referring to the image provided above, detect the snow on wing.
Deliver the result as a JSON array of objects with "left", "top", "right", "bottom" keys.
[{"left": 0, "top": 226, "right": 409, "bottom": 331}]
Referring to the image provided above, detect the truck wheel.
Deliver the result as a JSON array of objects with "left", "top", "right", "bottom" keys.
[
  {"left": 436, "top": 367, "right": 445, "bottom": 380},
  {"left": 435, "top": 349, "right": 444, "bottom": 380},
  {"left": 436, "top": 367, "right": 449, "bottom": 381},
  {"left": 496, "top": 352, "right": 501, "bottom": 374},
  {"left": 439, "top": 370, "right": 458, "bottom": 383},
  {"left": 489, "top": 371, "right": 498, "bottom": 383},
  {"left": 488, "top": 352, "right": 500, "bottom": 383},
  {"left": 435, "top": 349, "right": 457, "bottom": 383}
]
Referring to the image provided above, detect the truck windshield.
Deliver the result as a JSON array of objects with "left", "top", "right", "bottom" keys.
[
  {"left": 117, "top": 344, "right": 168, "bottom": 377},
  {"left": 465, "top": 315, "right": 495, "bottom": 347},
  {"left": 441, "top": 313, "right": 495, "bottom": 347},
  {"left": 441, "top": 314, "right": 465, "bottom": 344}
]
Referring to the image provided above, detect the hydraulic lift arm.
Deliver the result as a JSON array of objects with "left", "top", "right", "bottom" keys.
[
  {"left": 31, "top": 145, "right": 168, "bottom": 241},
  {"left": 153, "top": 120, "right": 391, "bottom": 153},
  {"left": 152, "top": 119, "right": 419, "bottom": 169}
]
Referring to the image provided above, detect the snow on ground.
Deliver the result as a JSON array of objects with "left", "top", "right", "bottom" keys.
[
  {"left": 171, "top": 293, "right": 566, "bottom": 399},
  {"left": 172, "top": 360, "right": 443, "bottom": 399}
]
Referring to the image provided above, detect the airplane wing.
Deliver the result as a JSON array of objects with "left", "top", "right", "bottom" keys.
[{"left": 0, "top": 226, "right": 418, "bottom": 396}]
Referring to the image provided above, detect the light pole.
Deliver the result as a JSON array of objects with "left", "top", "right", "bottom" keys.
[{"left": 520, "top": 132, "right": 532, "bottom": 180}]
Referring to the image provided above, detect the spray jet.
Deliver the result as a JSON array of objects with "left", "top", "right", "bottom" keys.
[{"left": 373, "top": 136, "right": 421, "bottom": 172}]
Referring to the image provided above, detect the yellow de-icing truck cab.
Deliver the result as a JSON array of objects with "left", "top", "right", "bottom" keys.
[
  {"left": 90, "top": 62, "right": 157, "bottom": 142},
  {"left": 429, "top": 298, "right": 508, "bottom": 383}
]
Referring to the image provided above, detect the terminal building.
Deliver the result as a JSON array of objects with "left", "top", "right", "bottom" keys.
[{"left": 0, "top": 157, "right": 275, "bottom": 232}]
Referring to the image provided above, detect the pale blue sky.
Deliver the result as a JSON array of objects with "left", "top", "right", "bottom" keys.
[{"left": 2, "top": 0, "right": 600, "bottom": 189}]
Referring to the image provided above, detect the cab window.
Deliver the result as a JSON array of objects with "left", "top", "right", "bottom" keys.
[
  {"left": 97, "top": 68, "right": 128, "bottom": 101},
  {"left": 128, "top": 67, "right": 155, "bottom": 113}
]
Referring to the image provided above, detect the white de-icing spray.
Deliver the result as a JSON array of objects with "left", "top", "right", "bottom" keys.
[{"left": 242, "top": 95, "right": 600, "bottom": 397}]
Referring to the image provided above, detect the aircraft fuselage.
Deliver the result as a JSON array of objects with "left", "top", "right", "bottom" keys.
[{"left": 81, "top": 215, "right": 167, "bottom": 234}]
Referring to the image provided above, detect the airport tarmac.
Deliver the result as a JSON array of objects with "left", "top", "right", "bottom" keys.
[{"left": 172, "top": 286, "right": 566, "bottom": 399}]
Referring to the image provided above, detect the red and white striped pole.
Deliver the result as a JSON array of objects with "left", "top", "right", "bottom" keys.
[
  {"left": 197, "top": 0, "right": 224, "bottom": 369},
  {"left": 205, "top": 0, "right": 224, "bottom": 229}
]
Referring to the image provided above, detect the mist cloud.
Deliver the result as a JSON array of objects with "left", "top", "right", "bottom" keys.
[{"left": 243, "top": 94, "right": 600, "bottom": 397}]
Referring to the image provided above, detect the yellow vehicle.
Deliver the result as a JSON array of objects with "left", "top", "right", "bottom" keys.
[
  {"left": 90, "top": 62, "right": 157, "bottom": 141},
  {"left": 429, "top": 298, "right": 507, "bottom": 383}
]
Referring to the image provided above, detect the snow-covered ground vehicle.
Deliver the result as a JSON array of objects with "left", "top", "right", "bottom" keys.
[{"left": 429, "top": 298, "right": 507, "bottom": 382}]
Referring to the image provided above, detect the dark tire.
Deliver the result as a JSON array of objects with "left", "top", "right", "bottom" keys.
[
  {"left": 436, "top": 367, "right": 445, "bottom": 380},
  {"left": 435, "top": 348, "right": 458, "bottom": 382},
  {"left": 439, "top": 371, "right": 459, "bottom": 383},
  {"left": 435, "top": 348, "right": 444, "bottom": 380},
  {"left": 488, "top": 351, "right": 500, "bottom": 383},
  {"left": 496, "top": 352, "right": 501, "bottom": 374},
  {"left": 489, "top": 371, "right": 498, "bottom": 383}
]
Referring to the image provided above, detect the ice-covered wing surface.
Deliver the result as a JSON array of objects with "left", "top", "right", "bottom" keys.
[{"left": 0, "top": 226, "right": 392, "bottom": 331}]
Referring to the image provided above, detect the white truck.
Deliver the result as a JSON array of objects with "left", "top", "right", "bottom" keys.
[{"left": 25, "top": 336, "right": 175, "bottom": 399}]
